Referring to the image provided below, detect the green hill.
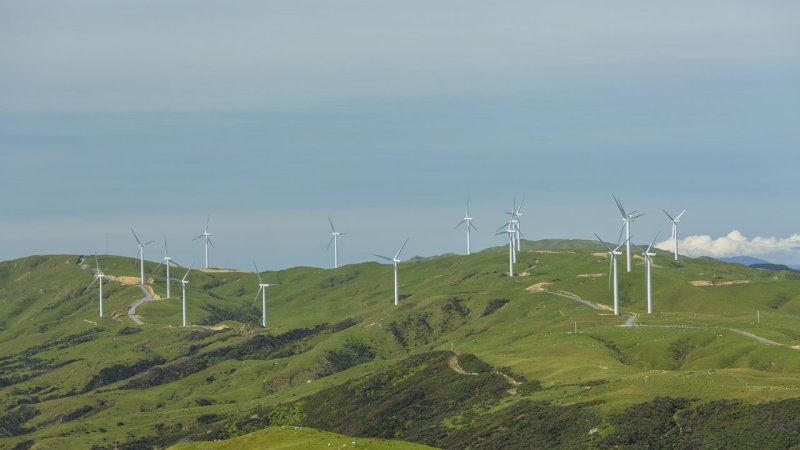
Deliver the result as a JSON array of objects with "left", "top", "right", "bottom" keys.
[
  {"left": 167, "top": 426, "right": 436, "bottom": 450},
  {"left": 1, "top": 240, "right": 800, "bottom": 449}
]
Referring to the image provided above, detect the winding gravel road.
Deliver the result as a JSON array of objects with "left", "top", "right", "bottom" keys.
[
  {"left": 127, "top": 285, "right": 153, "bottom": 325},
  {"left": 541, "top": 290, "right": 794, "bottom": 349}
]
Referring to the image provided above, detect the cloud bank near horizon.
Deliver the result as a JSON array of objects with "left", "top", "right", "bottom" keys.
[{"left": 656, "top": 230, "right": 800, "bottom": 259}]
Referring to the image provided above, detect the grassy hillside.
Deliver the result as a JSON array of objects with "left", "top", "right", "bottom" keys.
[
  {"left": 1, "top": 240, "right": 799, "bottom": 448},
  {"left": 168, "top": 426, "right": 436, "bottom": 450}
]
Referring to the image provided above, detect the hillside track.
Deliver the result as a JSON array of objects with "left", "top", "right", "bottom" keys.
[
  {"left": 127, "top": 285, "right": 154, "bottom": 325},
  {"left": 542, "top": 289, "right": 795, "bottom": 349}
]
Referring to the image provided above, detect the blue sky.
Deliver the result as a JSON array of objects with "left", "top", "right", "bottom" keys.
[{"left": 2, "top": 1, "right": 799, "bottom": 269}]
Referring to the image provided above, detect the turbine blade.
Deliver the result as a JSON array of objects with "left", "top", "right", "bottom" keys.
[
  {"left": 205, "top": 215, "right": 210, "bottom": 233},
  {"left": 144, "top": 240, "right": 155, "bottom": 247},
  {"left": 164, "top": 236, "right": 169, "bottom": 256},
  {"left": 675, "top": 210, "right": 686, "bottom": 221},
  {"left": 153, "top": 261, "right": 164, "bottom": 273},
  {"left": 516, "top": 197, "right": 525, "bottom": 214},
  {"left": 84, "top": 275, "right": 99, "bottom": 293},
  {"left": 253, "top": 261, "right": 263, "bottom": 284},
  {"left": 613, "top": 237, "right": 631, "bottom": 253},
  {"left": 469, "top": 222, "right": 478, "bottom": 232},
  {"left": 454, "top": 219, "right": 466, "bottom": 229},
  {"left": 207, "top": 237, "right": 215, "bottom": 248},
  {"left": 251, "top": 286, "right": 263, "bottom": 309},
  {"left": 394, "top": 238, "right": 409, "bottom": 260},
  {"left": 373, "top": 254, "right": 393, "bottom": 262},
  {"left": 182, "top": 264, "right": 194, "bottom": 281},
  {"left": 617, "top": 223, "right": 626, "bottom": 244},
  {"left": 631, "top": 213, "right": 645, "bottom": 219},
  {"left": 646, "top": 232, "right": 661, "bottom": 253},
  {"left": 326, "top": 235, "right": 335, "bottom": 251},
  {"left": 94, "top": 253, "right": 100, "bottom": 272},
  {"left": 612, "top": 194, "right": 626, "bottom": 217},
  {"left": 193, "top": 234, "right": 204, "bottom": 241},
  {"left": 662, "top": 209, "right": 675, "bottom": 221},
  {"left": 593, "top": 233, "right": 613, "bottom": 252},
  {"left": 328, "top": 216, "right": 336, "bottom": 233},
  {"left": 131, "top": 228, "right": 142, "bottom": 245}
]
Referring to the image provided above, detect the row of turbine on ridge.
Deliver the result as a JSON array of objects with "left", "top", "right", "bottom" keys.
[{"left": 596, "top": 194, "right": 686, "bottom": 316}]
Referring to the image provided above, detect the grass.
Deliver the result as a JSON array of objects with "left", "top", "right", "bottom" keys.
[
  {"left": 168, "top": 426, "right": 437, "bottom": 449},
  {"left": 0, "top": 240, "right": 799, "bottom": 448}
]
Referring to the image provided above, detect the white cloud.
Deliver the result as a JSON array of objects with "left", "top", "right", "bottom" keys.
[{"left": 656, "top": 230, "right": 800, "bottom": 258}]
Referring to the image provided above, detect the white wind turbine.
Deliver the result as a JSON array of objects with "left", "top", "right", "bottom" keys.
[
  {"left": 252, "top": 262, "right": 278, "bottom": 328},
  {"left": 663, "top": 209, "right": 686, "bottom": 261},
  {"left": 595, "top": 233, "right": 630, "bottom": 316},
  {"left": 496, "top": 224, "right": 516, "bottom": 277},
  {"left": 639, "top": 233, "right": 660, "bottom": 315},
  {"left": 172, "top": 264, "right": 193, "bottom": 327},
  {"left": 327, "top": 217, "right": 347, "bottom": 269},
  {"left": 506, "top": 198, "right": 525, "bottom": 252},
  {"left": 613, "top": 195, "right": 644, "bottom": 273},
  {"left": 193, "top": 216, "right": 214, "bottom": 269},
  {"left": 132, "top": 229, "right": 154, "bottom": 285},
  {"left": 454, "top": 197, "right": 478, "bottom": 255},
  {"left": 153, "top": 237, "right": 179, "bottom": 299},
  {"left": 374, "top": 239, "right": 409, "bottom": 306},
  {"left": 83, "top": 254, "right": 106, "bottom": 318}
]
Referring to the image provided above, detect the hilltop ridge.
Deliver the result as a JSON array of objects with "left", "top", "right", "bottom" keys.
[{"left": 1, "top": 240, "right": 800, "bottom": 448}]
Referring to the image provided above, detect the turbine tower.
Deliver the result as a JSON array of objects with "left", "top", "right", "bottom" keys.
[
  {"left": 253, "top": 262, "right": 278, "bottom": 328},
  {"left": 496, "top": 224, "right": 516, "bottom": 277},
  {"left": 506, "top": 198, "right": 525, "bottom": 252},
  {"left": 83, "top": 254, "right": 106, "bottom": 318},
  {"left": 153, "top": 237, "right": 178, "bottom": 299},
  {"left": 327, "top": 217, "right": 346, "bottom": 269},
  {"left": 374, "top": 239, "right": 409, "bottom": 306},
  {"left": 595, "top": 233, "right": 630, "bottom": 316},
  {"left": 640, "top": 233, "right": 660, "bottom": 315},
  {"left": 663, "top": 210, "right": 686, "bottom": 261},
  {"left": 454, "top": 197, "right": 477, "bottom": 255},
  {"left": 497, "top": 217, "right": 520, "bottom": 263},
  {"left": 193, "top": 216, "right": 214, "bottom": 269},
  {"left": 613, "top": 195, "right": 644, "bottom": 273},
  {"left": 132, "top": 229, "right": 154, "bottom": 285},
  {"left": 172, "top": 264, "right": 193, "bottom": 327}
]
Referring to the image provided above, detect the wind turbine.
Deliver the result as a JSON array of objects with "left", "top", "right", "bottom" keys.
[
  {"left": 252, "top": 262, "right": 278, "bottom": 328},
  {"left": 172, "top": 264, "right": 193, "bottom": 327},
  {"left": 639, "top": 233, "right": 660, "bottom": 315},
  {"left": 132, "top": 229, "right": 154, "bottom": 285},
  {"left": 454, "top": 197, "right": 478, "bottom": 255},
  {"left": 153, "top": 237, "right": 178, "bottom": 299},
  {"left": 374, "top": 239, "right": 409, "bottom": 306},
  {"left": 594, "top": 233, "right": 630, "bottom": 316},
  {"left": 83, "top": 253, "right": 106, "bottom": 318},
  {"left": 506, "top": 198, "right": 525, "bottom": 252},
  {"left": 327, "top": 217, "right": 346, "bottom": 269},
  {"left": 496, "top": 224, "right": 516, "bottom": 277},
  {"left": 193, "top": 216, "right": 214, "bottom": 269},
  {"left": 613, "top": 195, "right": 644, "bottom": 273},
  {"left": 663, "top": 210, "right": 686, "bottom": 261}
]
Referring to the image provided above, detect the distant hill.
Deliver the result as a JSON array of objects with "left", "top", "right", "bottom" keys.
[
  {"left": 719, "top": 256, "right": 772, "bottom": 266},
  {"left": 719, "top": 256, "right": 800, "bottom": 272},
  {"left": 751, "top": 263, "right": 800, "bottom": 273}
]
